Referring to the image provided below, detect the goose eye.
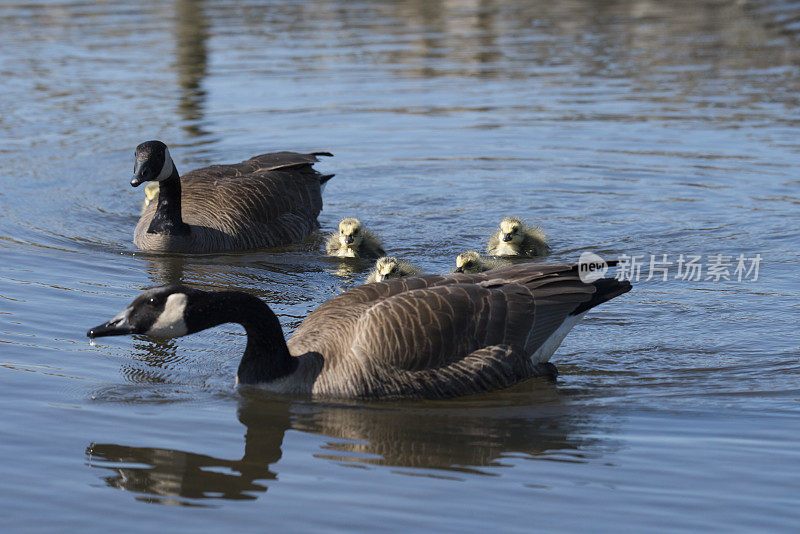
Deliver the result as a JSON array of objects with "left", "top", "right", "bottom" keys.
[
  {"left": 149, "top": 297, "right": 155, "bottom": 304},
  {"left": 353, "top": 228, "right": 359, "bottom": 234}
]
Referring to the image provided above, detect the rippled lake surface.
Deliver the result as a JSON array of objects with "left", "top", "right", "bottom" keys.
[{"left": 1, "top": 0, "right": 799, "bottom": 530}]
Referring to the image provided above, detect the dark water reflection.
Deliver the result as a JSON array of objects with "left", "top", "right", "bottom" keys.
[
  {"left": 175, "top": 0, "right": 209, "bottom": 139},
  {"left": 86, "top": 386, "right": 601, "bottom": 505}
]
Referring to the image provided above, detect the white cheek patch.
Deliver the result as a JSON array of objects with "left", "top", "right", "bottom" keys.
[
  {"left": 111, "top": 307, "right": 132, "bottom": 325},
  {"left": 146, "top": 293, "right": 189, "bottom": 338},
  {"left": 156, "top": 147, "right": 174, "bottom": 182}
]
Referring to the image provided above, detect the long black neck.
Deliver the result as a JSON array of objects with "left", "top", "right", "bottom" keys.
[
  {"left": 189, "top": 291, "right": 296, "bottom": 385},
  {"left": 147, "top": 167, "right": 191, "bottom": 236}
]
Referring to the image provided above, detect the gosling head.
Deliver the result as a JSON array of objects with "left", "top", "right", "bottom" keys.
[
  {"left": 455, "top": 251, "right": 483, "bottom": 273},
  {"left": 373, "top": 257, "right": 401, "bottom": 282},
  {"left": 87, "top": 285, "right": 200, "bottom": 340},
  {"left": 499, "top": 216, "right": 525, "bottom": 245},
  {"left": 131, "top": 140, "right": 175, "bottom": 187},
  {"left": 338, "top": 217, "right": 364, "bottom": 249},
  {"left": 142, "top": 182, "right": 160, "bottom": 209}
]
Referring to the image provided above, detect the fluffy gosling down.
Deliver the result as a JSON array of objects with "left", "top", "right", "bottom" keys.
[
  {"left": 366, "top": 257, "right": 422, "bottom": 283},
  {"left": 140, "top": 182, "right": 160, "bottom": 213},
  {"left": 455, "top": 251, "right": 506, "bottom": 274},
  {"left": 487, "top": 216, "right": 550, "bottom": 257},
  {"left": 326, "top": 218, "right": 385, "bottom": 258}
]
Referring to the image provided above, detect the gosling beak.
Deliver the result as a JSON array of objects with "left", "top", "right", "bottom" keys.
[
  {"left": 344, "top": 235, "right": 355, "bottom": 245},
  {"left": 87, "top": 309, "right": 135, "bottom": 339},
  {"left": 455, "top": 267, "right": 464, "bottom": 273},
  {"left": 502, "top": 233, "right": 513, "bottom": 242},
  {"left": 130, "top": 161, "right": 147, "bottom": 187}
]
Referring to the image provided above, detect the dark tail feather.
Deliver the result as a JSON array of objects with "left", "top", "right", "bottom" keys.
[
  {"left": 571, "top": 277, "right": 631, "bottom": 315},
  {"left": 311, "top": 151, "right": 334, "bottom": 158},
  {"left": 320, "top": 173, "right": 335, "bottom": 184}
]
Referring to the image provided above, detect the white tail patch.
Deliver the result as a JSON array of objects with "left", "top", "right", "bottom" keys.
[
  {"left": 529, "top": 312, "right": 586, "bottom": 363},
  {"left": 156, "top": 147, "right": 174, "bottom": 181},
  {"left": 147, "top": 293, "right": 188, "bottom": 338}
]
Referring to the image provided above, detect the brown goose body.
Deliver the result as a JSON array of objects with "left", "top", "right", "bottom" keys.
[
  {"left": 285, "top": 262, "right": 630, "bottom": 398},
  {"left": 133, "top": 148, "right": 333, "bottom": 253},
  {"left": 88, "top": 263, "right": 630, "bottom": 400}
]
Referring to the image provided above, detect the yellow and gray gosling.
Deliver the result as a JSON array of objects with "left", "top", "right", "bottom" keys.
[
  {"left": 455, "top": 251, "right": 507, "bottom": 273},
  {"left": 366, "top": 256, "right": 423, "bottom": 283},
  {"left": 326, "top": 217, "right": 385, "bottom": 258},
  {"left": 140, "top": 182, "right": 160, "bottom": 213},
  {"left": 487, "top": 216, "right": 550, "bottom": 257}
]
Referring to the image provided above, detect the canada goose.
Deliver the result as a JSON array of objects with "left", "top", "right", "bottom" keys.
[
  {"left": 140, "top": 182, "right": 160, "bottom": 213},
  {"left": 87, "top": 262, "right": 631, "bottom": 400},
  {"left": 366, "top": 257, "right": 422, "bottom": 283},
  {"left": 455, "top": 251, "right": 507, "bottom": 274},
  {"left": 325, "top": 217, "right": 385, "bottom": 258},
  {"left": 131, "top": 140, "right": 334, "bottom": 253},
  {"left": 487, "top": 216, "right": 550, "bottom": 257}
]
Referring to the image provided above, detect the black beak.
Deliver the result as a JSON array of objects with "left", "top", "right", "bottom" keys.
[
  {"left": 502, "top": 233, "right": 513, "bottom": 242},
  {"left": 87, "top": 311, "right": 135, "bottom": 339},
  {"left": 130, "top": 161, "right": 147, "bottom": 187},
  {"left": 455, "top": 267, "right": 464, "bottom": 273},
  {"left": 345, "top": 236, "right": 355, "bottom": 245}
]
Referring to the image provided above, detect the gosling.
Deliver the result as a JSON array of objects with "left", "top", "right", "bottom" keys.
[
  {"left": 326, "top": 217, "right": 385, "bottom": 258},
  {"left": 140, "top": 182, "right": 160, "bottom": 213},
  {"left": 487, "top": 216, "right": 549, "bottom": 257},
  {"left": 455, "top": 251, "right": 506, "bottom": 274},
  {"left": 366, "top": 257, "right": 422, "bottom": 283}
]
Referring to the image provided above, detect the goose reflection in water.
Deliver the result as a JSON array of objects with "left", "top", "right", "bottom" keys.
[{"left": 85, "top": 388, "right": 612, "bottom": 504}]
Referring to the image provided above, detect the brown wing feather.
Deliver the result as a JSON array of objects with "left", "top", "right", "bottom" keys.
[
  {"left": 184, "top": 151, "right": 332, "bottom": 179},
  {"left": 365, "top": 345, "right": 538, "bottom": 399},
  {"left": 290, "top": 262, "right": 618, "bottom": 398}
]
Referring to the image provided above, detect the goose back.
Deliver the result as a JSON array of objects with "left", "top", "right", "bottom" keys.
[
  {"left": 287, "top": 263, "right": 628, "bottom": 398},
  {"left": 134, "top": 151, "right": 332, "bottom": 252}
]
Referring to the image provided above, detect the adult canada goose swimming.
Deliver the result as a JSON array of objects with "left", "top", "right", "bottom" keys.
[
  {"left": 366, "top": 256, "right": 422, "bottom": 283},
  {"left": 87, "top": 262, "right": 631, "bottom": 399},
  {"left": 487, "top": 216, "right": 550, "bottom": 257},
  {"left": 325, "top": 217, "right": 385, "bottom": 258},
  {"left": 455, "top": 251, "right": 507, "bottom": 274},
  {"left": 131, "top": 140, "right": 333, "bottom": 253}
]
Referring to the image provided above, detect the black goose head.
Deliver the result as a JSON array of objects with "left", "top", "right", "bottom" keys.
[
  {"left": 131, "top": 140, "right": 174, "bottom": 187},
  {"left": 87, "top": 285, "right": 202, "bottom": 340}
]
